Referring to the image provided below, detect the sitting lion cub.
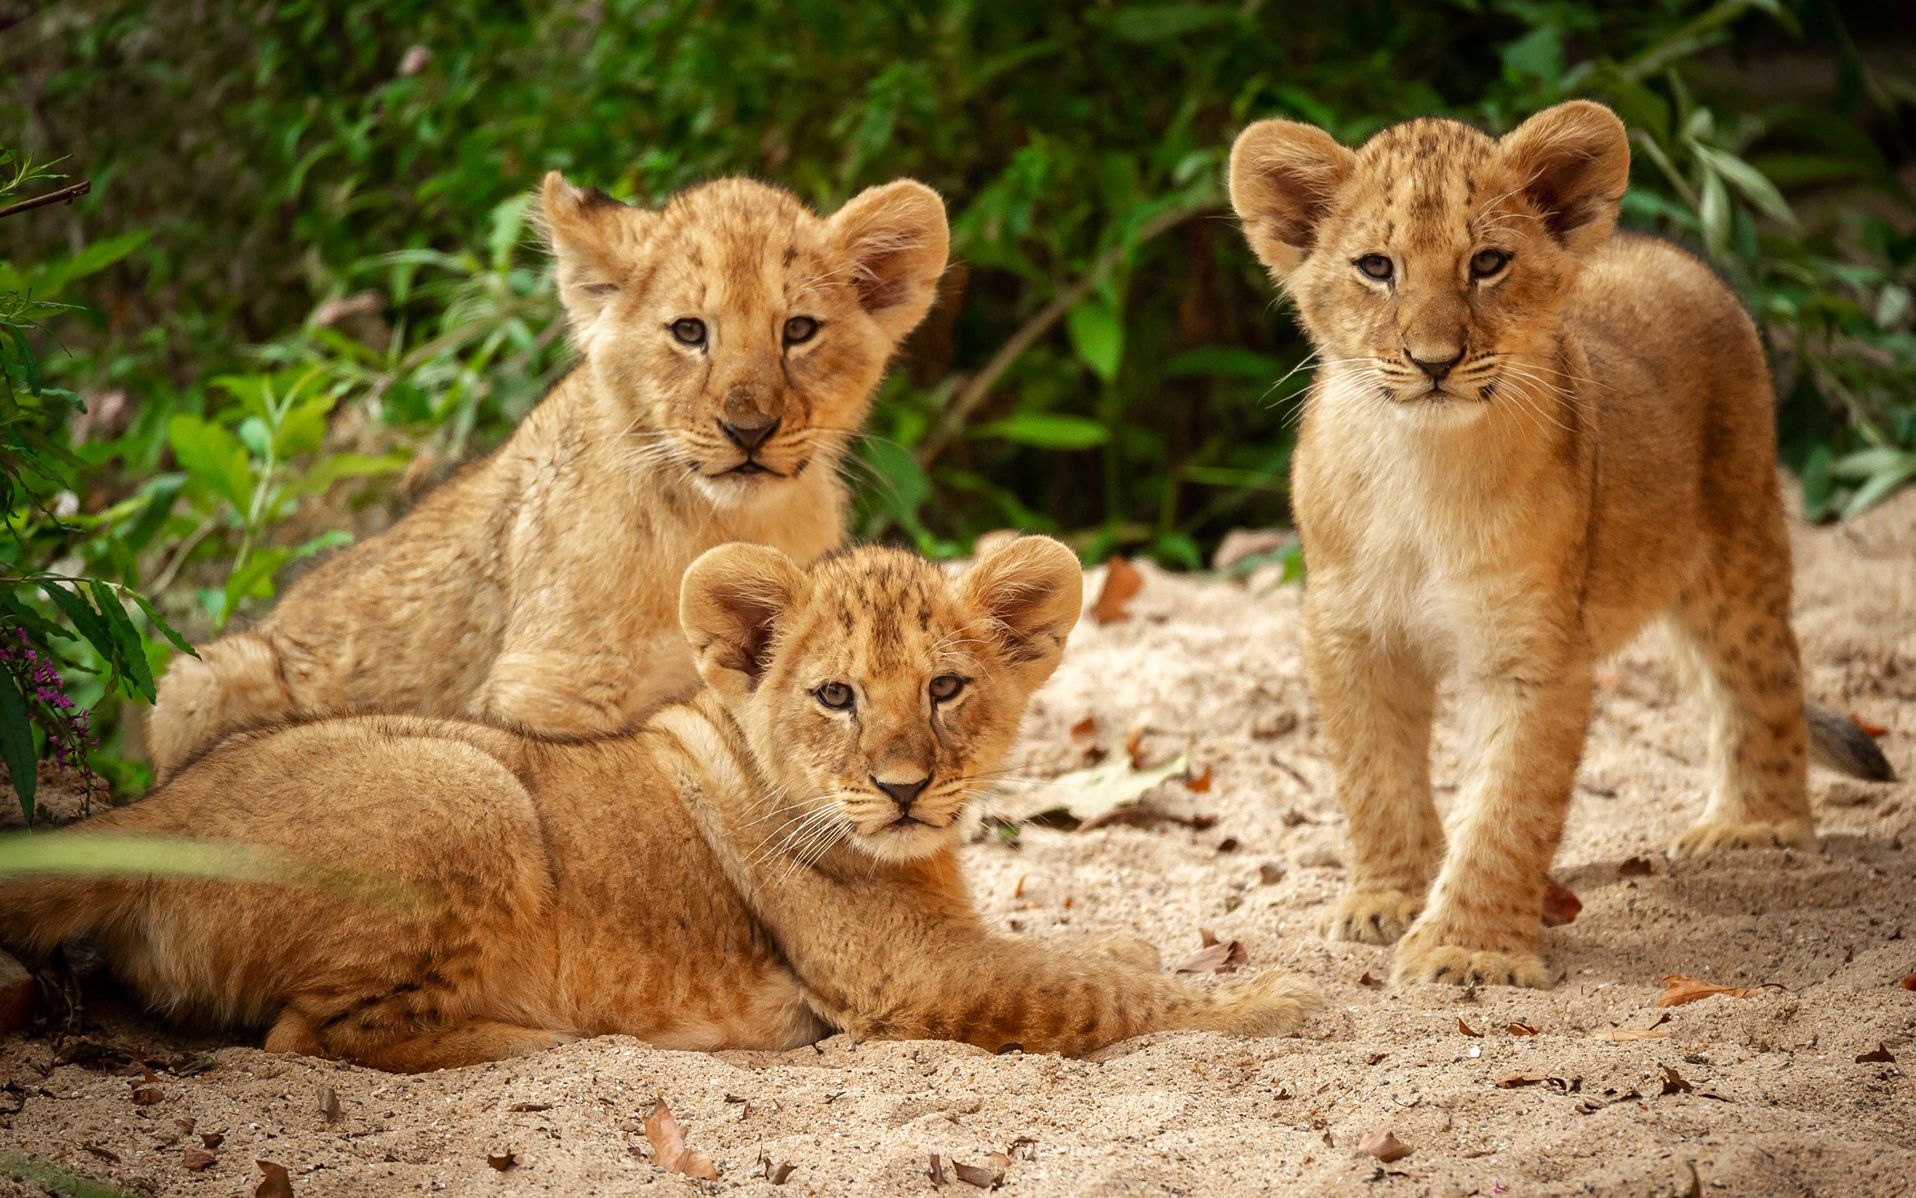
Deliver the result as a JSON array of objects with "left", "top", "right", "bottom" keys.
[
  {"left": 1227, "top": 101, "right": 1893, "bottom": 988},
  {"left": 5, "top": 539, "right": 1318, "bottom": 1070},
  {"left": 147, "top": 172, "right": 949, "bottom": 779}
]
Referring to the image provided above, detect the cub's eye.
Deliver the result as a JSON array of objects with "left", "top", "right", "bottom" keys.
[
  {"left": 1355, "top": 254, "right": 1394, "bottom": 282},
  {"left": 1470, "top": 249, "right": 1511, "bottom": 279},
  {"left": 928, "top": 674, "right": 965, "bottom": 702},
  {"left": 814, "top": 681, "right": 854, "bottom": 711},
  {"left": 783, "top": 316, "right": 819, "bottom": 345},
  {"left": 669, "top": 317, "right": 707, "bottom": 346}
]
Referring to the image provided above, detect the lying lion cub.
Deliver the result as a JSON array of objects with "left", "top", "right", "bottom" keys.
[
  {"left": 1228, "top": 101, "right": 1894, "bottom": 988},
  {"left": 5, "top": 539, "right": 1318, "bottom": 1070},
  {"left": 147, "top": 172, "right": 949, "bottom": 779}
]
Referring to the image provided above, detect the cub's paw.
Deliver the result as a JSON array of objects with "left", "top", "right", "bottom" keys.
[
  {"left": 1325, "top": 888, "right": 1424, "bottom": 945},
  {"left": 1673, "top": 818, "right": 1813, "bottom": 856},
  {"left": 1393, "top": 927, "right": 1551, "bottom": 989},
  {"left": 1213, "top": 971, "right": 1323, "bottom": 1037}
]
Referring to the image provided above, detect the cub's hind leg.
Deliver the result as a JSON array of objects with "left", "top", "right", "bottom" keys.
[
  {"left": 268, "top": 1004, "right": 573, "bottom": 1073},
  {"left": 1305, "top": 607, "right": 1444, "bottom": 945},
  {"left": 1668, "top": 513, "right": 1813, "bottom": 855}
]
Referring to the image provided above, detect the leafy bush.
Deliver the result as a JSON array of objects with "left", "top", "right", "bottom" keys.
[{"left": 0, "top": 0, "right": 1910, "bottom": 786}]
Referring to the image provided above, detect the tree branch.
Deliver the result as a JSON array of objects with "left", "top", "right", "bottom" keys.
[{"left": 0, "top": 180, "right": 91, "bottom": 221}]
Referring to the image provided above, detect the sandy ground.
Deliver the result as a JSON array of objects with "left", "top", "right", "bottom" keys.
[{"left": 2, "top": 484, "right": 1913, "bottom": 1198}]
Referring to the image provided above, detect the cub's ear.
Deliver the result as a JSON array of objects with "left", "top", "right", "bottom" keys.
[
  {"left": 539, "top": 171, "right": 652, "bottom": 348},
  {"left": 828, "top": 180, "right": 950, "bottom": 342},
  {"left": 680, "top": 543, "right": 806, "bottom": 704},
  {"left": 959, "top": 535, "right": 1083, "bottom": 686},
  {"left": 1498, "top": 101, "right": 1630, "bottom": 256},
  {"left": 1229, "top": 119, "right": 1357, "bottom": 281}
]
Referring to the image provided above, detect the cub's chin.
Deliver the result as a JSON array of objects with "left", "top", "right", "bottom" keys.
[
  {"left": 852, "top": 818, "right": 960, "bottom": 864},
  {"left": 1386, "top": 390, "right": 1491, "bottom": 430},
  {"left": 690, "top": 464, "right": 799, "bottom": 510}
]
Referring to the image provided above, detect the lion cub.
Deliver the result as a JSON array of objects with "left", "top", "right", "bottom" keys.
[
  {"left": 1228, "top": 101, "right": 1893, "bottom": 988},
  {"left": 5, "top": 539, "right": 1318, "bottom": 1070},
  {"left": 147, "top": 173, "right": 949, "bottom": 779}
]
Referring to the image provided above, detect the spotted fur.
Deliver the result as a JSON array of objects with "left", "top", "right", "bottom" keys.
[
  {"left": 1228, "top": 101, "right": 1893, "bottom": 989},
  {"left": 5, "top": 541, "right": 1318, "bottom": 1071},
  {"left": 147, "top": 174, "right": 950, "bottom": 778}
]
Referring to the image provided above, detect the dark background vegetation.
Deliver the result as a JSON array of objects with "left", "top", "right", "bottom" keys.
[{"left": 1, "top": 0, "right": 1912, "bottom": 800}]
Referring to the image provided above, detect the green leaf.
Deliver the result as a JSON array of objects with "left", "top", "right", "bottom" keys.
[
  {"left": 1065, "top": 299, "right": 1124, "bottom": 383},
  {"left": 38, "top": 582, "right": 114, "bottom": 665},
  {"left": 1162, "top": 348, "right": 1286, "bottom": 380},
  {"left": 1099, "top": 4, "right": 1238, "bottom": 42},
  {"left": 0, "top": 667, "right": 37, "bottom": 821},
  {"left": 167, "top": 415, "right": 252, "bottom": 509},
  {"left": 972, "top": 413, "right": 1110, "bottom": 450},
  {"left": 131, "top": 593, "right": 198, "bottom": 659},
  {"left": 1840, "top": 454, "right": 1916, "bottom": 519},
  {"left": 89, "top": 580, "right": 155, "bottom": 702},
  {"left": 1692, "top": 145, "right": 1797, "bottom": 230},
  {"left": 1697, "top": 169, "right": 1732, "bottom": 260}
]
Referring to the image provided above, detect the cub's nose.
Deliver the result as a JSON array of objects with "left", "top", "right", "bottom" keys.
[
  {"left": 1406, "top": 348, "right": 1464, "bottom": 382},
  {"left": 872, "top": 774, "right": 930, "bottom": 811},
  {"left": 719, "top": 416, "right": 780, "bottom": 452}
]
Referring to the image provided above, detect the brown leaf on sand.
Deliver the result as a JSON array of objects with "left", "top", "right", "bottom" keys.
[
  {"left": 927, "top": 1154, "right": 949, "bottom": 1188},
  {"left": 1176, "top": 930, "right": 1248, "bottom": 974},
  {"left": 1091, "top": 557, "right": 1144, "bottom": 624},
  {"left": 1541, "top": 876, "right": 1582, "bottom": 927},
  {"left": 318, "top": 1086, "right": 340, "bottom": 1125},
  {"left": 1458, "top": 1018, "right": 1483, "bottom": 1038},
  {"left": 1593, "top": 1024, "right": 1672, "bottom": 1043},
  {"left": 1659, "top": 1066, "right": 1692, "bottom": 1095},
  {"left": 486, "top": 1150, "right": 517, "bottom": 1172},
  {"left": 1618, "top": 856, "right": 1655, "bottom": 878},
  {"left": 1068, "top": 715, "right": 1097, "bottom": 741},
  {"left": 130, "top": 1085, "right": 164, "bottom": 1106},
  {"left": 1656, "top": 974, "right": 1759, "bottom": 1007},
  {"left": 1358, "top": 1129, "right": 1413, "bottom": 1163},
  {"left": 200, "top": 1132, "right": 225, "bottom": 1151},
  {"left": 1901, "top": 973, "right": 1916, "bottom": 992},
  {"left": 1855, "top": 1043, "right": 1897, "bottom": 1064},
  {"left": 182, "top": 1148, "right": 217, "bottom": 1172},
  {"left": 954, "top": 1153, "right": 1009, "bottom": 1189},
  {"left": 1185, "top": 765, "right": 1213, "bottom": 793},
  {"left": 1358, "top": 971, "right": 1384, "bottom": 989},
  {"left": 1507, "top": 1022, "right": 1540, "bottom": 1036},
  {"left": 256, "top": 1160, "right": 295, "bottom": 1198},
  {"left": 643, "top": 1100, "right": 718, "bottom": 1180},
  {"left": 1123, "top": 720, "right": 1149, "bottom": 770},
  {"left": 1850, "top": 713, "right": 1888, "bottom": 738}
]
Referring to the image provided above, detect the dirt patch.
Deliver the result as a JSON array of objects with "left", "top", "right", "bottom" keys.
[{"left": 3, "top": 483, "right": 1913, "bottom": 1196}]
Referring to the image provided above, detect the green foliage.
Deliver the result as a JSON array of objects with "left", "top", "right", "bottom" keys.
[{"left": 0, "top": 1, "right": 1910, "bottom": 786}]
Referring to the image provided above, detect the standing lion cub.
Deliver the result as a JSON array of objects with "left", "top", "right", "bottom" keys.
[
  {"left": 147, "top": 173, "right": 949, "bottom": 778},
  {"left": 5, "top": 539, "right": 1318, "bottom": 1069},
  {"left": 1228, "top": 101, "right": 1893, "bottom": 988}
]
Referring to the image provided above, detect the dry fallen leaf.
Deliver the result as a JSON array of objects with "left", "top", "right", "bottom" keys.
[
  {"left": 486, "top": 1150, "right": 517, "bottom": 1172},
  {"left": 1090, "top": 557, "right": 1144, "bottom": 624},
  {"left": 1358, "top": 1129, "right": 1413, "bottom": 1163},
  {"left": 1659, "top": 1066, "right": 1692, "bottom": 1095},
  {"left": 506, "top": 1102, "right": 552, "bottom": 1113},
  {"left": 1656, "top": 974, "right": 1759, "bottom": 1007},
  {"left": 1618, "top": 856, "right": 1655, "bottom": 878},
  {"left": 1358, "top": 971, "right": 1384, "bottom": 989},
  {"left": 1175, "top": 930, "right": 1249, "bottom": 974},
  {"left": 1185, "top": 765, "right": 1213, "bottom": 793},
  {"left": 1850, "top": 713, "right": 1888, "bottom": 738},
  {"left": 1541, "top": 876, "right": 1582, "bottom": 927},
  {"left": 1901, "top": 973, "right": 1916, "bottom": 992},
  {"left": 1507, "top": 1022, "right": 1540, "bottom": 1037},
  {"left": 1592, "top": 1026, "right": 1672, "bottom": 1043},
  {"left": 1497, "top": 1074, "right": 1548, "bottom": 1089},
  {"left": 181, "top": 1148, "right": 216, "bottom": 1172},
  {"left": 318, "top": 1086, "right": 340, "bottom": 1125},
  {"left": 130, "top": 1085, "right": 164, "bottom": 1106},
  {"left": 643, "top": 1100, "right": 718, "bottom": 1181},
  {"left": 1258, "top": 861, "right": 1287, "bottom": 886},
  {"left": 1457, "top": 1018, "right": 1483, "bottom": 1038},
  {"left": 996, "top": 753, "right": 1190, "bottom": 827},
  {"left": 256, "top": 1160, "right": 295, "bottom": 1198},
  {"left": 927, "top": 1154, "right": 949, "bottom": 1188},
  {"left": 1855, "top": 1043, "right": 1897, "bottom": 1064},
  {"left": 1212, "top": 528, "right": 1286, "bottom": 571},
  {"left": 953, "top": 1153, "right": 1009, "bottom": 1189},
  {"left": 200, "top": 1132, "right": 225, "bottom": 1151},
  {"left": 1068, "top": 715, "right": 1097, "bottom": 740}
]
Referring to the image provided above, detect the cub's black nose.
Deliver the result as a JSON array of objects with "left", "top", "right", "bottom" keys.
[
  {"left": 719, "top": 416, "right": 780, "bottom": 452},
  {"left": 873, "top": 775, "right": 930, "bottom": 810},
  {"left": 1407, "top": 350, "right": 1464, "bottom": 382}
]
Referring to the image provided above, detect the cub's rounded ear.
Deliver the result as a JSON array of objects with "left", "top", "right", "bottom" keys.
[
  {"left": 680, "top": 543, "right": 806, "bottom": 703},
  {"left": 1498, "top": 101, "right": 1630, "bottom": 257},
  {"left": 538, "top": 172, "right": 651, "bottom": 347},
  {"left": 828, "top": 179, "right": 950, "bottom": 342},
  {"left": 959, "top": 535, "right": 1083, "bottom": 684},
  {"left": 1229, "top": 119, "right": 1357, "bottom": 281}
]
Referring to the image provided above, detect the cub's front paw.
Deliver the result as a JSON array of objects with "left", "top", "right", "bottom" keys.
[
  {"left": 1672, "top": 818, "right": 1813, "bottom": 856},
  {"left": 1325, "top": 888, "right": 1425, "bottom": 945},
  {"left": 1393, "top": 925, "right": 1551, "bottom": 989},
  {"left": 1212, "top": 971, "right": 1323, "bottom": 1037}
]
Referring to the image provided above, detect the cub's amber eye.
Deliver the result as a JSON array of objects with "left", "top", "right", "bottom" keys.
[
  {"left": 929, "top": 674, "right": 965, "bottom": 702},
  {"left": 669, "top": 317, "right": 707, "bottom": 346},
  {"left": 783, "top": 316, "right": 819, "bottom": 345},
  {"left": 1470, "top": 249, "right": 1511, "bottom": 278},
  {"left": 1355, "top": 254, "right": 1394, "bottom": 282},
  {"left": 815, "top": 682, "right": 854, "bottom": 710}
]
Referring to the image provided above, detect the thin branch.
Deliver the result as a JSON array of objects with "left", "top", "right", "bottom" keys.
[
  {"left": 0, "top": 180, "right": 92, "bottom": 221},
  {"left": 915, "top": 200, "right": 1223, "bottom": 467}
]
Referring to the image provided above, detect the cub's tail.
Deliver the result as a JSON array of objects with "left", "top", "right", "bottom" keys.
[
  {"left": 147, "top": 631, "right": 293, "bottom": 783},
  {"left": 1807, "top": 702, "right": 1896, "bottom": 783}
]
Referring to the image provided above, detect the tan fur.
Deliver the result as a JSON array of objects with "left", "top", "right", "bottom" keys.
[
  {"left": 148, "top": 175, "right": 951, "bottom": 778},
  {"left": 1229, "top": 102, "right": 1892, "bottom": 989},
  {"left": 6, "top": 541, "right": 1318, "bottom": 1070}
]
